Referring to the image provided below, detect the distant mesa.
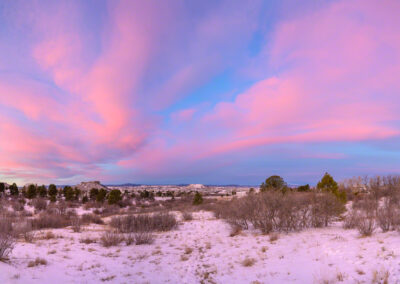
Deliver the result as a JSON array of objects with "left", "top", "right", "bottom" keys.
[
  {"left": 187, "top": 184, "right": 205, "bottom": 190},
  {"left": 76, "top": 181, "right": 109, "bottom": 191}
]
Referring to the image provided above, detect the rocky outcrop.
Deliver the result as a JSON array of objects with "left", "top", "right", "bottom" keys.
[{"left": 76, "top": 181, "right": 108, "bottom": 191}]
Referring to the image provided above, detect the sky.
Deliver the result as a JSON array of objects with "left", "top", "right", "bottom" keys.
[{"left": 0, "top": 0, "right": 399, "bottom": 186}]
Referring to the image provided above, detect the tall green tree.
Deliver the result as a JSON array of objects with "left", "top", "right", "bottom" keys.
[
  {"left": 260, "top": 175, "right": 287, "bottom": 193},
  {"left": 48, "top": 184, "right": 58, "bottom": 198},
  {"left": 0, "top": 182, "right": 5, "bottom": 193},
  {"left": 317, "top": 173, "right": 346, "bottom": 203},
  {"left": 9, "top": 183, "right": 19, "bottom": 196},
  {"left": 317, "top": 173, "right": 338, "bottom": 193},
  {"left": 63, "top": 186, "right": 74, "bottom": 201},
  {"left": 38, "top": 185, "right": 48, "bottom": 197},
  {"left": 26, "top": 184, "right": 37, "bottom": 199}
]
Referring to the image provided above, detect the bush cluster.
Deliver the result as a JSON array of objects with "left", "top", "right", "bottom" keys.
[
  {"left": 213, "top": 192, "right": 344, "bottom": 234},
  {"left": 110, "top": 212, "right": 177, "bottom": 233}
]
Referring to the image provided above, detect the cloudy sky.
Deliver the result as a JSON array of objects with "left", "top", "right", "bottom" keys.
[{"left": 0, "top": 0, "right": 399, "bottom": 185}]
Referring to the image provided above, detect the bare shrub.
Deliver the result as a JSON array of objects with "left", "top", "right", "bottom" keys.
[
  {"left": 0, "top": 218, "right": 13, "bottom": 234},
  {"left": 11, "top": 201, "right": 24, "bottom": 212},
  {"left": 15, "top": 221, "right": 36, "bottom": 243},
  {"left": 32, "top": 212, "right": 71, "bottom": 229},
  {"left": 377, "top": 202, "right": 399, "bottom": 232},
  {"left": 0, "top": 233, "right": 15, "bottom": 261},
  {"left": 32, "top": 198, "right": 47, "bottom": 212},
  {"left": 100, "top": 231, "right": 124, "bottom": 247},
  {"left": 215, "top": 192, "right": 343, "bottom": 234},
  {"left": 357, "top": 216, "right": 376, "bottom": 236},
  {"left": 131, "top": 232, "right": 154, "bottom": 245},
  {"left": 181, "top": 211, "right": 193, "bottom": 221},
  {"left": 310, "top": 193, "right": 345, "bottom": 228},
  {"left": 71, "top": 217, "right": 82, "bottom": 233},
  {"left": 81, "top": 213, "right": 104, "bottom": 225},
  {"left": 343, "top": 210, "right": 360, "bottom": 229},
  {"left": 110, "top": 212, "right": 177, "bottom": 233},
  {"left": 23, "top": 231, "right": 36, "bottom": 243}
]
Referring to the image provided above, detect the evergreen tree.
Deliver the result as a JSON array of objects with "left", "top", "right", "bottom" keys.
[
  {"left": 9, "top": 183, "right": 19, "bottom": 196},
  {"left": 38, "top": 185, "right": 48, "bottom": 197},
  {"left": 108, "top": 189, "right": 122, "bottom": 205},
  {"left": 96, "top": 188, "right": 107, "bottom": 203},
  {"left": 48, "top": 184, "right": 58, "bottom": 198},
  {"left": 193, "top": 192, "right": 203, "bottom": 205},
  {"left": 260, "top": 175, "right": 287, "bottom": 193},
  {"left": 26, "top": 184, "right": 37, "bottom": 199}
]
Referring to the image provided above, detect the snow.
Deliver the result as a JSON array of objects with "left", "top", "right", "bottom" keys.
[{"left": 1, "top": 211, "right": 400, "bottom": 283}]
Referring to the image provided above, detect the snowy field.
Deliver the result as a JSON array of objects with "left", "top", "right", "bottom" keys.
[{"left": 1, "top": 211, "right": 399, "bottom": 284}]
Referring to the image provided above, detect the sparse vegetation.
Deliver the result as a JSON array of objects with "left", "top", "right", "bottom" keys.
[{"left": 100, "top": 231, "right": 124, "bottom": 247}]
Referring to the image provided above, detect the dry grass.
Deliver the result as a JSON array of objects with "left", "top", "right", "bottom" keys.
[
  {"left": 100, "top": 231, "right": 124, "bottom": 247},
  {"left": 241, "top": 257, "right": 256, "bottom": 267},
  {"left": 27, "top": 257, "right": 47, "bottom": 267}
]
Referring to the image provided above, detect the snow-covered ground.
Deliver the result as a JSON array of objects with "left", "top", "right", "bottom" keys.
[{"left": 1, "top": 211, "right": 400, "bottom": 283}]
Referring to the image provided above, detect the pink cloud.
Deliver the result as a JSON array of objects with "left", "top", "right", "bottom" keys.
[
  {"left": 121, "top": 0, "right": 400, "bottom": 177},
  {"left": 171, "top": 108, "right": 196, "bottom": 122}
]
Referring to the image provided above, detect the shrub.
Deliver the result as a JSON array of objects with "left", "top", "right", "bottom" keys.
[
  {"left": 71, "top": 217, "right": 81, "bottom": 233},
  {"left": 0, "top": 233, "right": 15, "bottom": 261},
  {"left": 32, "top": 212, "right": 70, "bottom": 229},
  {"left": 100, "top": 231, "right": 124, "bottom": 247},
  {"left": 377, "top": 202, "right": 399, "bottom": 232},
  {"left": 32, "top": 198, "right": 47, "bottom": 212},
  {"left": 11, "top": 201, "right": 24, "bottom": 212},
  {"left": 181, "top": 211, "right": 193, "bottom": 221},
  {"left": 241, "top": 257, "right": 256, "bottom": 267},
  {"left": 357, "top": 217, "right": 376, "bottom": 236},
  {"left": 80, "top": 237, "right": 97, "bottom": 244},
  {"left": 215, "top": 192, "right": 343, "bottom": 234},
  {"left": 193, "top": 192, "right": 203, "bottom": 205},
  {"left": 81, "top": 213, "right": 104, "bottom": 225},
  {"left": 0, "top": 218, "right": 13, "bottom": 234},
  {"left": 27, "top": 257, "right": 47, "bottom": 267},
  {"left": 297, "top": 184, "right": 310, "bottom": 192},
  {"left": 110, "top": 212, "right": 177, "bottom": 233},
  {"left": 130, "top": 232, "right": 154, "bottom": 245},
  {"left": 343, "top": 210, "right": 360, "bottom": 229}
]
